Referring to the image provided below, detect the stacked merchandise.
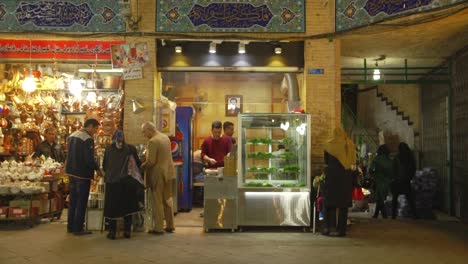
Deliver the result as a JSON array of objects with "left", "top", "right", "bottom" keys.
[{"left": 411, "top": 168, "right": 438, "bottom": 219}]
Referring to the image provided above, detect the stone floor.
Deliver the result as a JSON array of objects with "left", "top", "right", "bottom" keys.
[{"left": 1, "top": 208, "right": 467, "bottom": 264}]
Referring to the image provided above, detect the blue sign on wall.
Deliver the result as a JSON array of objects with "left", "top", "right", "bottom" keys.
[
  {"left": 0, "top": 0, "right": 125, "bottom": 32},
  {"left": 336, "top": 0, "right": 466, "bottom": 31},
  {"left": 157, "top": 0, "right": 305, "bottom": 33},
  {"left": 308, "top": 69, "right": 325, "bottom": 75}
]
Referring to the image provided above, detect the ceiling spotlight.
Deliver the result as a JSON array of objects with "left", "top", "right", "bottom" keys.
[
  {"left": 175, "top": 45, "right": 182, "bottom": 53},
  {"left": 238, "top": 42, "right": 246, "bottom": 54},
  {"left": 274, "top": 46, "right": 282, "bottom": 54},
  {"left": 209, "top": 42, "right": 217, "bottom": 54}
]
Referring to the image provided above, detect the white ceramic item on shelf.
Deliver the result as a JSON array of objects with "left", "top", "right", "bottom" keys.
[
  {"left": 0, "top": 185, "right": 9, "bottom": 194},
  {"left": 24, "top": 166, "right": 32, "bottom": 173},
  {"left": 27, "top": 172, "right": 35, "bottom": 181},
  {"left": 10, "top": 160, "right": 18, "bottom": 167},
  {"left": 4, "top": 171, "right": 12, "bottom": 181},
  {"left": 13, "top": 173, "right": 22, "bottom": 181},
  {"left": 10, "top": 185, "right": 20, "bottom": 194},
  {"left": 18, "top": 173, "right": 26, "bottom": 181}
]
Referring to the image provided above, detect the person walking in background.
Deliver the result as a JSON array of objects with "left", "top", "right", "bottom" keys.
[
  {"left": 141, "top": 122, "right": 175, "bottom": 234},
  {"left": 223, "top": 121, "right": 236, "bottom": 145},
  {"left": 201, "top": 121, "right": 232, "bottom": 168},
  {"left": 66, "top": 118, "right": 102, "bottom": 235},
  {"left": 392, "top": 142, "right": 418, "bottom": 219},
  {"left": 370, "top": 144, "right": 394, "bottom": 219},
  {"left": 322, "top": 127, "right": 356, "bottom": 237},
  {"left": 33, "top": 127, "right": 65, "bottom": 162},
  {"left": 103, "top": 130, "right": 142, "bottom": 240}
]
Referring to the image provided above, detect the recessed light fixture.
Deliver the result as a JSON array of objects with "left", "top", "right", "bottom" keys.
[
  {"left": 209, "top": 42, "right": 217, "bottom": 54},
  {"left": 274, "top": 46, "right": 282, "bottom": 54},
  {"left": 175, "top": 45, "right": 182, "bottom": 53},
  {"left": 238, "top": 42, "right": 246, "bottom": 54}
]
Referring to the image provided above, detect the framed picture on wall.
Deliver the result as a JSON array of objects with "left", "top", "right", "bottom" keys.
[{"left": 225, "top": 95, "right": 243, "bottom": 116}]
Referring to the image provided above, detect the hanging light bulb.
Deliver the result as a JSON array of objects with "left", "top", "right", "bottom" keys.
[
  {"left": 373, "top": 61, "right": 381, "bottom": 80},
  {"left": 373, "top": 69, "right": 381, "bottom": 80},
  {"left": 23, "top": 38, "right": 37, "bottom": 93},
  {"left": 22, "top": 71, "right": 37, "bottom": 93},
  {"left": 69, "top": 71, "right": 83, "bottom": 98},
  {"left": 22, "top": 76, "right": 36, "bottom": 92}
]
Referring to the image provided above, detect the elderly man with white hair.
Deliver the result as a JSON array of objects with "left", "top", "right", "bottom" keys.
[{"left": 140, "top": 121, "right": 176, "bottom": 234}]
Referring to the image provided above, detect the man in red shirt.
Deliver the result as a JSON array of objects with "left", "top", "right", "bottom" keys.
[{"left": 201, "top": 121, "right": 233, "bottom": 168}]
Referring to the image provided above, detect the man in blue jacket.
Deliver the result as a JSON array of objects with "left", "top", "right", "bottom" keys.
[{"left": 66, "top": 118, "right": 102, "bottom": 235}]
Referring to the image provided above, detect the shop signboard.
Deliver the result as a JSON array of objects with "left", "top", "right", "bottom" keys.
[
  {"left": 157, "top": 0, "right": 305, "bottom": 33},
  {"left": 0, "top": 0, "right": 125, "bottom": 32},
  {"left": 0, "top": 39, "right": 124, "bottom": 60},
  {"left": 122, "top": 67, "right": 143, "bottom": 80},
  {"left": 111, "top": 42, "right": 149, "bottom": 69}
]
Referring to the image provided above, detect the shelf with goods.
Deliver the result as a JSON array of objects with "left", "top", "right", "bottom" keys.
[
  {"left": 0, "top": 62, "right": 124, "bottom": 164},
  {"left": 0, "top": 172, "right": 65, "bottom": 226},
  {"left": 243, "top": 134, "right": 303, "bottom": 188}
]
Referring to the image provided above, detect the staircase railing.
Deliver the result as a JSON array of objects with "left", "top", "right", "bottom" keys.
[{"left": 342, "top": 102, "right": 378, "bottom": 157}]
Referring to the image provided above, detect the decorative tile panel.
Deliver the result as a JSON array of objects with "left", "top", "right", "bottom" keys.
[
  {"left": 337, "top": 0, "right": 466, "bottom": 31},
  {"left": 157, "top": 0, "right": 305, "bottom": 33},
  {"left": 0, "top": 0, "right": 125, "bottom": 32}
]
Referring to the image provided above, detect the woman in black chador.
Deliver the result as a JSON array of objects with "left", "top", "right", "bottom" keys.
[
  {"left": 322, "top": 127, "right": 356, "bottom": 237},
  {"left": 103, "top": 130, "right": 142, "bottom": 239},
  {"left": 392, "top": 142, "right": 418, "bottom": 219}
]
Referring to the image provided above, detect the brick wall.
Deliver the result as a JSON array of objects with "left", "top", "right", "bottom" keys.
[{"left": 304, "top": 39, "right": 341, "bottom": 174}]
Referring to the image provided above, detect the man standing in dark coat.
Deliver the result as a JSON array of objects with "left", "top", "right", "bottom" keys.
[
  {"left": 322, "top": 127, "right": 356, "bottom": 237},
  {"left": 33, "top": 127, "right": 65, "bottom": 162},
  {"left": 66, "top": 118, "right": 101, "bottom": 235}
]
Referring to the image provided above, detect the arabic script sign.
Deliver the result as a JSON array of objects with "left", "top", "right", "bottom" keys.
[
  {"left": 336, "top": 0, "right": 465, "bottom": 31},
  {"left": 157, "top": 0, "right": 305, "bottom": 32},
  {"left": 0, "top": 0, "right": 124, "bottom": 32},
  {"left": 15, "top": 1, "right": 93, "bottom": 27},
  {"left": 187, "top": 3, "right": 274, "bottom": 28},
  {"left": 0, "top": 39, "right": 124, "bottom": 60}
]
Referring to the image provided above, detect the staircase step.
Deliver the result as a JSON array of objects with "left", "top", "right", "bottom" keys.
[{"left": 391, "top": 106, "right": 398, "bottom": 111}]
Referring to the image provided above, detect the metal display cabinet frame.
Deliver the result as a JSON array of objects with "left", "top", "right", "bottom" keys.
[{"left": 237, "top": 113, "right": 311, "bottom": 230}]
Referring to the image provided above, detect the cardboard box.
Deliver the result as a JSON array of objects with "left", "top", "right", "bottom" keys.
[
  {"left": 31, "top": 200, "right": 41, "bottom": 216},
  {"left": 8, "top": 207, "right": 29, "bottom": 219},
  {"left": 86, "top": 209, "right": 104, "bottom": 230},
  {"left": 50, "top": 198, "right": 58, "bottom": 212},
  {"left": 41, "top": 199, "right": 50, "bottom": 215},
  {"left": 224, "top": 156, "right": 237, "bottom": 176},
  {"left": 9, "top": 199, "right": 30, "bottom": 208}
]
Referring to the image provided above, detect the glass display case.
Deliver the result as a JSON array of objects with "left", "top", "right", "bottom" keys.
[{"left": 237, "top": 113, "right": 311, "bottom": 227}]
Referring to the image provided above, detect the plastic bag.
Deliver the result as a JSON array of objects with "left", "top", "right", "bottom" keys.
[{"left": 352, "top": 187, "right": 364, "bottom": 200}]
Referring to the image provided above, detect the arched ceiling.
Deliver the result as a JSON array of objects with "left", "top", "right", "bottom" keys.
[{"left": 340, "top": 4, "right": 468, "bottom": 69}]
